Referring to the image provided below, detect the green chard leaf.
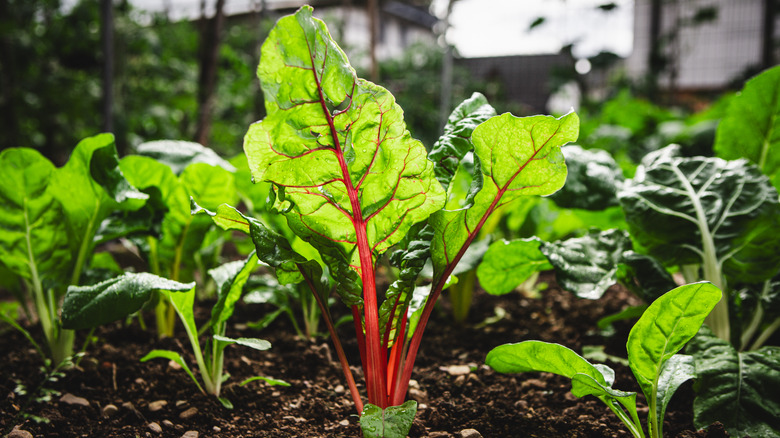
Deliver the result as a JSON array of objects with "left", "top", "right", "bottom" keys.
[
  {"left": 61, "top": 273, "right": 195, "bottom": 330},
  {"left": 430, "top": 112, "right": 578, "bottom": 285},
  {"left": 209, "top": 252, "right": 260, "bottom": 330},
  {"left": 486, "top": 340, "right": 610, "bottom": 386},
  {"left": 714, "top": 65, "right": 780, "bottom": 189},
  {"left": 626, "top": 282, "right": 721, "bottom": 435},
  {"left": 49, "top": 134, "right": 148, "bottom": 284},
  {"left": 617, "top": 145, "right": 780, "bottom": 284},
  {"left": 359, "top": 400, "right": 417, "bottom": 438},
  {"left": 689, "top": 327, "right": 780, "bottom": 437},
  {"left": 655, "top": 354, "right": 695, "bottom": 427},
  {"left": 136, "top": 140, "right": 236, "bottom": 176},
  {"left": 540, "top": 228, "right": 632, "bottom": 300},
  {"left": 550, "top": 145, "right": 624, "bottom": 211},
  {"left": 0, "top": 148, "right": 71, "bottom": 286},
  {"left": 428, "top": 92, "right": 497, "bottom": 189},
  {"left": 476, "top": 238, "right": 551, "bottom": 296},
  {"left": 243, "top": 6, "right": 445, "bottom": 280}
]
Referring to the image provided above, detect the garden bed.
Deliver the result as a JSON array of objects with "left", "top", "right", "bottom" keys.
[{"left": 1, "top": 274, "right": 727, "bottom": 437}]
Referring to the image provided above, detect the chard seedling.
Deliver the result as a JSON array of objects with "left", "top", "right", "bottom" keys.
[
  {"left": 487, "top": 282, "right": 722, "bottom": 438},
  {"left": 62, "top": 253, "right": 281, "bottom": 408},
  {"left": 200, "top": 6, "right": 578, "bottom": 434}
]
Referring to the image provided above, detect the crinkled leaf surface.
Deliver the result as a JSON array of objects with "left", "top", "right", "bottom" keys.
[
  {"left": 0, "top": 148, "right": 71, "bottom": 285},
  {"left": 428, "top": 92, "right": 497, "bottom": 189},
  {"left": 656, "top": 354, "right": 695, "bottom": 426},
  {"left": 627, "top": 282, "right": 720, "bottom": 408},
  {"left": 689, "top": 327, "right": 780, "bottom": 437},
  {"left": 714, "top": 65, "right": 780, "bottom": 190},
  {"left": 550, "top": 145, "right": 624, "bottom": 210},
  {"left": 359, "top": 400, "right": 417, "bottom": 438},
  {"left": 209, "top": 252, "right": 260, "bottom": 329},
  {"left": 486, "top": 340, "right": 609, "bottom": 386},
  {"left": 244, "top": 6, "right": 445, "bottom": 274},
  {"left": 61, "top": 273, "right": 195, "bottom": 330},
  {"left": 617, "top": 145, "right": 780, "bottom": 283},
  {"left": 616, "top": 251, "right": 676, "bottom": 303},
  {"left": 476, "top": 238, "right": 551, "bottom": 296},
  {"left": 540, "top": 229, "right": 632, "bottom": 300},
  {"left": 137, "top": 140, "right": 236, "bottom": 175},
  {"left": 430, "top": 112, "right": 577, "bottom": 284}
]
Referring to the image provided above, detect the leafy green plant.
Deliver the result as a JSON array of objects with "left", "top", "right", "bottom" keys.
[
  {"left": 61, "top": 254, "right": 280, "bottom": 408},
  {"left": 0, "top": 135, "right": 147, "bottom": 365},
  {"left": 200, "top": 6, "right": 578, "bottom": 434},
  {"left": 487, "top": 282, "right": 722, "bottom": 438},
  {"left": 118, "top": 140, "right": 238, "bottom": 337}
]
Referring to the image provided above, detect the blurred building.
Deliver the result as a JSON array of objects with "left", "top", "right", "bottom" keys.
[{"left": 626, "top": 0, "right": 778, "bottom": 92}]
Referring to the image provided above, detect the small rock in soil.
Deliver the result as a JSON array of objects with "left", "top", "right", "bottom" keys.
[
  {"left": 212, "top": 426, "right": 221, "bottom": 432},
  {"left": 442, "top": 364, "right": 471, "bottom": 376},
  {"left": 59, "top": 393, "right": 89, "bottom": 407},
  {"left": 334, "top": 384, "right": 345, "bottom": 393},
  {"left": 162, "top": 420, "right": 175, "bottom": 428},
  {"left": 179, "top": 407, "right": 198, "bottom": 420},
  {"left": 428, "top": 432, "right": 452, "bottom": 438},
  {"left": 175, "top": 400, "right": 188, "bottom": 407},
  {"left": 102, "top": 403, "right": 119, "bottom": 418},
  {"left": 459, "top": 429, "right": 483, "bottom": 438},
  {"left": 181, "top": 431, "right": 198, "bottom": 438},
  {"left": 7, "top": 425, "right": 33, "bottom": 438},
  {"left": 147, "top": 422, "right": 163, "bottom": 434},
  {"left": 168, "top": 360, "right": 181, "bottom": 370},
  {"left": 338, "top": 419, "right": 350, "bottom": 426},
  {"left": 148, "top": 400, "right": 168, "bottom": 412}
]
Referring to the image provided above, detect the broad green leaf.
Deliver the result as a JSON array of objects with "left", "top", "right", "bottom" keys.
[
  {"left": 244, "top": 6, "right": 445, "bottom": 274},
  {"left": 486, "top": 340, "right": 608, "bottom": 386},
  {"left": 140, "top": 349, "right": 204, "bottom": 394},
  {"left": 0, "top": 148, "right": 71, "bottom": 285},
  {"left": 212, "top": 334, "right": 271, "bottom": 351},
  {"left": 689, "top": 327, "right": 780, "bottom": 437},
  {"left": 617, "top": 145, "right": 780, "bottom": 284},
  {"left": 359, "top": 400, "right": 417, "bottom": 438},
  {"left": 428, "top": 92, "right": 497, "bottom": 189},
  {"left": 165, "top": 287, "right": 199, "bottom": 350},
  {"left": 192, "top": 201, "right": 251, "bottom": 234},
  {"left": 596, "top": 305, "right": 647, "bottom": 331},
  {"left": 540, "top": 229, "right": 632, "bottom": 299},
  {"left": 476, "top": 238, "right": 551, "bottom": 296},
  {"left": 714, "top": 65, "right": 780, "bottom": 189},
  {"left": 616, "top": 251, "right": 676, "bottom": 303},
  {"left": 656, "top": 354, "right": 695, "bottom": 427},
  {"left": 431, "top": 112, "right": 578, "bottom": 284},
  {"left": 240, "top": 375, "right": 291, "bottom": 387},
  {"left": 571, "top": 373, "right": 636, "bottom": 403},
  {"left": 209, "top": 253, "right": 260, "bottom": 329},
  {"left": 61, "top": 273, "right": 195, "bottom": 330},
  {"left": 626, "top": 282, "right": 721, "bottom": 413},
  {"left": 550, "top": 145, "right": 624, "bottom": 210},
  {"left": 136, "top": 140, "right": 236, "bottom": 175},
  {"left": 49, "top": 134, "right": 147, "bottom": 283},
  {"left": 180, "top": 162, "right": 237, "bottom": 211}
]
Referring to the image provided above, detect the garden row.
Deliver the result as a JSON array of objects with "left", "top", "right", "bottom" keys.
[{"left": 2, "top": 6, "right": 779, "bottom": 437}]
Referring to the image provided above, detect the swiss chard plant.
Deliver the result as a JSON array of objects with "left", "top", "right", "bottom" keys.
[
  {"left": 61, "top": 253, "right": 281, "bottom": 408},
  {"left": 117, "top": 141, "right": 238, "bottom": 337},
  {"left": 197, "top": 6, "right": 578, "bottom": 435},
  {"left": 487, "top": 282, "right": 722, "bottom": 438},
  {"left": 0, "top": 135, "right": 147, "bottom": 365}
]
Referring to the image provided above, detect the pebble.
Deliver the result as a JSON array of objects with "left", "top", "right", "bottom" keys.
[
  {"left": 181, "top": 431, "right": 199, "bottom": 438},
  {"left": 168, "top": 360, "right": 182, "bottom": 370},
  {"left": 333, "top": 384, "right": 345, "bottom": 394},
  {"left": 442, "top": 364, "right": 471, "bottom": 376},
  {"left": 60, "top": 393, "right": 89, "bottom": 407},
  {"left": 7, "top": 425, "right": 33, "bottom": 438},
  {"left": 148, "top": 422, "right": 163, "bottom": 434},
  {"left": 212, "top": 426, "right": 222, "bottom": 432},
  {"left": 102, "top": 404, "right": 119, "bottom": 418},
  {"left": 162, "top": 420, "right": 175, "bottom": 428},
  {"left": 459, "top": 429, "right": 483, "bottom": 438},
  {"left": 148, "top": 400, "right": 168, "bottom": 412},
  {"left": 179, "top": 407, "right": 198, "bottom": 420},
  {"left": 428, "top": 432, "right": 452, "bottom": 438},
  {"left": 338, "top": 419, "right": 350, "bottom": 426}
]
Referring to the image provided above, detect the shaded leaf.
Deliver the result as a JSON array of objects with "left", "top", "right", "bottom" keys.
[
  {"left": 136, "top": 140, "right": 236, "bottom": 175},
  {"left": 550, "top": 145, "right": 624, "bottom": 210}
]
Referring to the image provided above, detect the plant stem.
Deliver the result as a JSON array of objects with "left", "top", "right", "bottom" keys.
[{"left": 749, "top": 317, "right": 780, "bottom": 351}]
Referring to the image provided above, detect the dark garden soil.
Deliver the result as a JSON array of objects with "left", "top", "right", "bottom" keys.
[{"left": 1, "top": 274, "right": 729, "bottom": 438}]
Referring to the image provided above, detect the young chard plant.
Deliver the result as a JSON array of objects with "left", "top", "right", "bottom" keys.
[
  {"left": 61, "top": 253, "right": 280, "bottom": 408},
  {"left": 0, "top": 135, "right": 147, "bottom": 365},
  {"left": 487, "top": 282, "right": 722, "bottom": 438},
  {"left": 200, "top": 6, "right": 578, "bottom": 435}
]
